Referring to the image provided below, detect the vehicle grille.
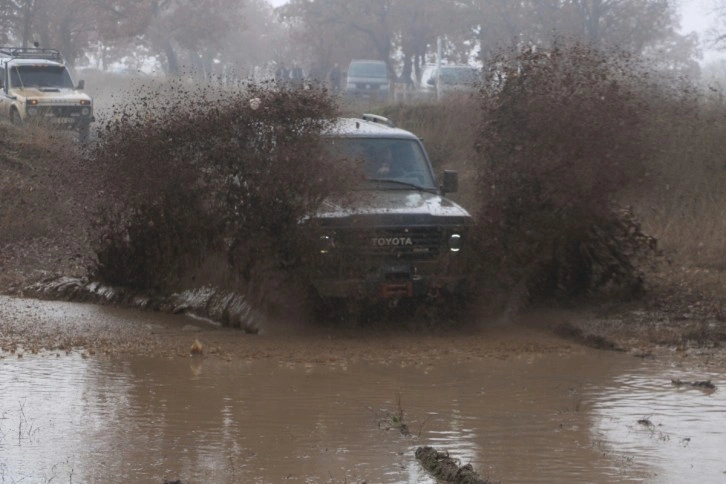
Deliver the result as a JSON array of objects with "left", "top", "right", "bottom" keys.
[
  {"left": 35, "top": 106, "right": 85, "bottom": 117},
  {"left": 337, "top": 227, "right": 442, "bottom": 260},
  {"left": 355, "top": 83, "right": 380, "bottom": 90}
]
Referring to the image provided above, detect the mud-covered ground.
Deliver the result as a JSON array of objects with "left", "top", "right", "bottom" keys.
[{"left": 2, "top": 229, "right": 726, "bottom": 368}]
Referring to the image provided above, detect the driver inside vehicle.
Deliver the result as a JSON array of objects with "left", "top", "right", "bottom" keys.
[
  {"left": 365, "top": 146, "right": 394, "bottom": 177},
  {"left": 362, "top": 142, "right": 426, "bottom": 184}
]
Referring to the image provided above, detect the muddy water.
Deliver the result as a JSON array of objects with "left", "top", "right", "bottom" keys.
[{"left": 1, "top": 299, "right": 725, "bottom": 483}]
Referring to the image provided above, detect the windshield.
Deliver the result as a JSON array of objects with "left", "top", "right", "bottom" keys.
[
  {"left": 325, "top": 137, "right": 436, "bottom": 190},
  {"left": 439, "top": 67, "right": 479, "bottom": 85},
  {"left": 10, "top": 65, "right": 74, "bottom": 89},
  {"left": 348, "top": 62, "right": 388, "bottom": 79}
]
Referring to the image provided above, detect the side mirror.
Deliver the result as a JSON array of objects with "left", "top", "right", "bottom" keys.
[
  {"left": 441, "top": 170, "right": 458, "bottom": 194},
  {"left": 427, "top": 78, "right": 435, "bottom": 86},
  {"left": 76, "top": 79, "right": 85, "bottom": 90}
]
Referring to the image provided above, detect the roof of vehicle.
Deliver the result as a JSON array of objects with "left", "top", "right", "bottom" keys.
[
  {"left": 423, "top": 64, "right": 478, "bottom": 70},
  {"left": 0, "top": 58, "right": 64, "bottom": 67},
  {"left": 324, "top": 116, "right": 419, "bottom": 140},
  {"left": 349, "top": 59, "right": 386, "bottom": 65},
  {"left": 0, "top": 47, "right": 65, "bottom": 67}
]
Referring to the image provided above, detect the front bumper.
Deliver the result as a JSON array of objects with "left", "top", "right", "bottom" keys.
[
  {"left": 345, "top": 86, "right": 390, "bottom": 100},
  {"left": 311, "top": 273, "right": 469, "bottom": 299},
  {"left": 25, "top": 104, "right": 94, "bottom": 129},
  {"left": 309, "top": 254, "right": 472, "bottom": 300}
]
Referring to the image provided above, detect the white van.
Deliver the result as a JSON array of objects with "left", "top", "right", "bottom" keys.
[{"left": 419, "top": 64, "right": 480, "bottom": 98}]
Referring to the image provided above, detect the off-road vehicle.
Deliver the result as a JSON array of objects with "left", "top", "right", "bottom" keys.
[
  {"left": 0, "top": 47, "right": 94, "bottom": 141},
  {"left": 308, "top": 114, "right": 473, "bottom": 305}
]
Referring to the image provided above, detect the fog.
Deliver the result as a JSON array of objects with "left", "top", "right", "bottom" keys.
[{"left": 2, "top": 0, "right": 722, "bottom": 86}]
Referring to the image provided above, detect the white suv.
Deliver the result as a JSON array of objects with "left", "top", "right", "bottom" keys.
[{"left": 0, "top": 47, "right": 94, "bottom": 141}]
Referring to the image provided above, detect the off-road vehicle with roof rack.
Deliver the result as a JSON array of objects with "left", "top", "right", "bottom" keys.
[
  {"left": 0, "top": 46, "right": 94, "bottom": 141},
  {"left": 308, "top": 113, "right": 473, "bottom": 305}
]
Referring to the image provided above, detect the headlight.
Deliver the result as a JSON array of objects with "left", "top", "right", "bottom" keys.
[
  {"left": 27, "top": 106, "right": 38, "bottom": 116},
  {"left": 319, "top": 235, "right": 335, "bottom": 254},
  {"left": 448, "top": 233, "right": 462, "bottom": 252}
]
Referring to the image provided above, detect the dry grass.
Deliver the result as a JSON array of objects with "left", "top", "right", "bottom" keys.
[
  {"left": 0, "top": 124, "right": 97, "bottom": 288},
  {"left": 628, "top": 98, "right": 726, "bottom": 268}
]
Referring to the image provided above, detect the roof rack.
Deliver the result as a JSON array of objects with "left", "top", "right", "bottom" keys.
[
  {"left": 0, "top": 46, "right": 63, "bottom": 63},
  {"left": 361, "top": 113, "right": 396, "bottom": 128}
]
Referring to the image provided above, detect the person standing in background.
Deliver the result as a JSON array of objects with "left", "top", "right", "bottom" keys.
[
  {"left": 290, "top": 63, "right": 304, "bottom": 88},
  {"left": 329, "top": 62, "right": 342, "bottom": 92},
  {"left": 275, "top": 62, "right": 288, "bottom": 87}
]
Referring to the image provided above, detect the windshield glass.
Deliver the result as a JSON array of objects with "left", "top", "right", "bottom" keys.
[
  {"left": 348, "top": 62, "right": 388, "bottom": 79},
  {"left": 439, "top": 67, "right": 479, "bottom": 85},
  {"left": 325, "top": 137, "right": 435, "bottom": 189},
  {"left": 10, "top": 65, "right": 74, "bottom": 89}
]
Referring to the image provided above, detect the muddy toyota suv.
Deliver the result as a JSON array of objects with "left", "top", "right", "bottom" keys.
[
  {"left": 308, "top": 114, "right": 473, "bottom": 304},
  {"left": 0, "top": 47, "right": 93, "bottom": 141}
]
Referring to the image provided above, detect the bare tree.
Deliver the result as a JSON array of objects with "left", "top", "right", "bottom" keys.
[
  {"left": 0, "top": 0, "right": 41, "bottom": 47},
  {"left": 706, "top": 0, "right": 726, "bottom": 50},
  {"left": 282, "top": 0, "right": 396, "bottom": 76}
]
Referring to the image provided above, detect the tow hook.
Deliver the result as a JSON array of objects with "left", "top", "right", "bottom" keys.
[{"left": 426, "top": 284, "right": 442, "bottom": 299}]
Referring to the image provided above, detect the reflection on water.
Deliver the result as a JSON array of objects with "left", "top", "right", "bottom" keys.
[
  {"left": 0, "top": 352, "right": 723, "bottom": 483},
  {"left": 592, "top": 365, "right": 725, "bottom": 484}
]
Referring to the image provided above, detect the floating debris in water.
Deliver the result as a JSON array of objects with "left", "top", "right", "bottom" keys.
[
  {"left": 415, "top": 446, "right": 493, "bottom": 484},
  {"left": 190, "top": 339, "right": 204, "bottom": 356},
  {"left": 671, "top": 379, "right": 716, "bottom": 391}
]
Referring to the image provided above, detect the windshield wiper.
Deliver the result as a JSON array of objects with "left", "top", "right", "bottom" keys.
[{"left": 367, "top": 178, "right": 429, "bottom": 191}]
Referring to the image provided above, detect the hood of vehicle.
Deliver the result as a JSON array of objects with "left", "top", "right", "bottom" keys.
[
  {"left": 347, "top": 75, "right": 389, "bottom": 85},
  {"left": 314, "top": 190, "right": 472, "bottom": 225},
  {"left": 13, "top": 88, "right": 92, "bottom": 103}
]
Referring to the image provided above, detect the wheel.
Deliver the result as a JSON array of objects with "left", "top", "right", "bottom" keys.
[
  {"left": 305, "top": 286, "right": 362, "bottom": 326},
  {"left": 10, "top": 109, "right": 23, "bottom": 126},
  {"left": 78, "top": 125, "right": 90, "bottom": 143}
]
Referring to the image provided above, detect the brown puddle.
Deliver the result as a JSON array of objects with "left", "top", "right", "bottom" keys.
[{"left": 1, "top": 343, "right": 724, "bottom": 483}]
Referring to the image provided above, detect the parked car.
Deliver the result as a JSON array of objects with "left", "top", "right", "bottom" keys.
[
  {"left": 307, "top": 114, "right": 473, "bottom": 305},
  {"left": 0, "top": 46, "right": 94, "bottom": 141},
  {"left": 419, "top": 64, "right": 480, "bottom": 98},
  {"left": 344, "top": 60, "right": 391, "bottom": 101}
]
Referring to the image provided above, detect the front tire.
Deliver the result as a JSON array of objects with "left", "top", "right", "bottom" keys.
[
  {"left": 78, "top": 125, "right": 90, "bottom": 143},
  {"left": 10, "top": 109, "right": 23, "bottom": 126}
]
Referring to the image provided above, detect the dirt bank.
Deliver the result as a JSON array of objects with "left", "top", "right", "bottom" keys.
[{"left": 2, "top": 236, "right": 726, "bottom": 368}]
